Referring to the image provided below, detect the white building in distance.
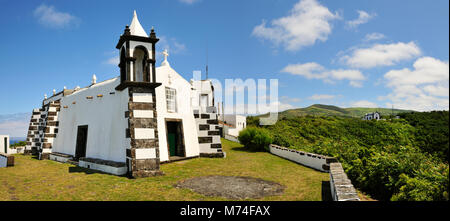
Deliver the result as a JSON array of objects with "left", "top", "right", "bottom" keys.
[
  {"left": 362, "top": 112, "right": 381, "bottom": 120},
  {"left": 25, "top": 11, "right": 223, "bottom": 177},
  {"left": 221, "top": 114, "right": 247, "bottom": 137}
]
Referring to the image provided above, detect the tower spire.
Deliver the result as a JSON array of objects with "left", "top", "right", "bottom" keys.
[{"left": 129, "top": 10, "right": 148, "bottom": 37}]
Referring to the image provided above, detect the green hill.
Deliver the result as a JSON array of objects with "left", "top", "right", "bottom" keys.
[{"left": 275, "top": 104, "right": 414, "bottom": 118}]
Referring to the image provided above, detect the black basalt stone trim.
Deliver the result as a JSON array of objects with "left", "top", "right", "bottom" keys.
[
  {"left": 129, "top": 118, "right": 157, "bottom": 128},
  {"left": 208, "top": 131, "right": 220, "bottom": 136},
  {"left": 198, "top": 137, "right": 213, "bottom": 143},
  {"left": 129, "top": 102, "right": 154, "bottom": 110},
  {"left": 210, "top": 143, "right": 222, "bottom": 149},
  {"left": 199, "top": 124, "right": 209, "bottom": 130},
  {"left": 116, "top": 81, "right": 161, "bottom": 91},
  {"left": 131, "top": 139, "right": 159, "bottom": 149},
  {"left": 206, "top": 119, "right": 218, "bottom": 124},
  {"left": 47, "top": 121, "right": 59, "bottom": 126},
  {"left": 199, "top": 152, "right": 224, "bottom": 158},
  {"left": 115, "top": 35, "right": 159, "bottom": 49}
]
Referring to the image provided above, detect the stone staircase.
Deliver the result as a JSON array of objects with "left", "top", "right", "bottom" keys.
[{"left": 194, "top": 107, "right": 224, "bottom": 157}]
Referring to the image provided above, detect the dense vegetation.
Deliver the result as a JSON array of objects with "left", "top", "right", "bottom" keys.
[
  {"left": 397, "top": 111, "right": 449, "bottom": 162},
  {"left": 10, "top": 141, "right": 26, "bottom": 148},
  {"left": 238, "top": 127, "right": 272, "bottom": 152},
  {"left": 247, "top": 111, "right": 449, "bottom": 201}
]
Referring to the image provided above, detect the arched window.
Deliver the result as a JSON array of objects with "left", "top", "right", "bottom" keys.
[
  {"left": 133, "top": 46, "right": 148, "bottom": 82},
  {"left": 119, "top": 48, "right": 126, "bottom": 82}
]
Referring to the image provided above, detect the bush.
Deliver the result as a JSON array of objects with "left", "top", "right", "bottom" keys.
[
  {"left": 10, "top": 141, "right": 27, "bottom": 149},
  {"left": 238, "top": 127, "right": 272, "bottom": 151}
]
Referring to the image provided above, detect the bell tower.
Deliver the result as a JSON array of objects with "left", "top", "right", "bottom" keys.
[
  {"left": 116, "top": 11, "right": 163, "bottom": 178},
  {"left": 115, "top": 10, "right": 159, "bottom": 90}
]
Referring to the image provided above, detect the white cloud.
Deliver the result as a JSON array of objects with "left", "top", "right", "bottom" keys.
[
  {"left": 346, "top": 10, "right": 376, "bottom": 28},
  {"left": 105, "top": 56, "right": 119, "bottom": 65},
  {"left": 0, "top": 113, "right": 30, "bottom": 138},
  {"left": 281, "top": 62, "right": 365, "bottom": 87},
  {"left": 252, "top": 0, "right": 340, "bottom": 51},
  {"left": 33, "top": 4, "right": 78, "bottom": 28},
  {"left": 179, "top": 0, "right": 201, "bottom": 4},
  {"left": 383, "top": 56, "right": 449, "bottom": 111},
  {"left": 280, "top": 96, "right": 302, "bottom": 103},
  {"left": 309, "top": 94, "right": 335, "bottom": 100},
  {"left": 351, "top": 100, "right": 378, "bottom": 108},
  {"left": 364, "top": 32, "right": 385, "bottom": 41},
  {"left": 341, "top": 41, "right": 422, "bottom": 68},
  {"left": 422, "top": 85, "right": 449, "bottom": 97},
  {"left": 157, "top": 36, "right": 187, "bottom": 58}
]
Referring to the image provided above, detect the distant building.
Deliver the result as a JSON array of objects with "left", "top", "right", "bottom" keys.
[
  {"left": 362, "top": 112, "right": 381, "bottom": 120},
  {"left": 220, "top": 115, "right": 247, "bottom": 137},
  {"left": 0, "top": 135, "right": 9, "bottom": 154}
]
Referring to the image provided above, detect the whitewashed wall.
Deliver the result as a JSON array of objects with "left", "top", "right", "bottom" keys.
[
  {"left": 269, "top": 144, "right": 330, "bottom": 172},
  {"left": 191, "top": 80, "right": 214, "bottom": 112},
  {"left": 52, "top": 78, "right": 130, "bottom": 163},
  {"left": 155, "top": 65, "right": 200, "bottom": 162},
  {"left": 0, "top": 135, "right": 9, "bottom": 154}
]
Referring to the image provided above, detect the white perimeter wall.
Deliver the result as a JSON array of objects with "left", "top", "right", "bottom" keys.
[
  {"left": 269, "top": 144, "right": 328, "bottom": 172},
  {"left": 52, "top": 78, "right": 130, "bottom": 163},
  {"left": 156, "top": 65, "right": 200, "bottom": 162}
]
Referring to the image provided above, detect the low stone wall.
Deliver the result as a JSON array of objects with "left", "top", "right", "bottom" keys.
[
  {"left": 0, "top": 153, "right": 14, "bottom": 168},
  {"left": 224, "top": 134, "right": 240, "bottom": 143},
  {"left": 269, "top": 144, "right": 337, "bottom": 172},
  {"left": 268, "top": 144, "right": 359, "bottom": 201},
  {"left": 79, "top": 157, "right": 127, "bottom": 176},
  {"left": 49, "top": 152, "right": 73, "bottom": 163},
  {"left": 329, "top": 162, "right": 360, "bottom": 201}
]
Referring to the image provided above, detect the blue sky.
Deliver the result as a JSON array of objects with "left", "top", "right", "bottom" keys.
[{"left": 0, "top": 0, "right": 448, "bottom": 137}]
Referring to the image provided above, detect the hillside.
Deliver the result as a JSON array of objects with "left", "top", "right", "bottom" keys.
[
  {"left": 246, "top": 111, "right": 449, "bottom": 201},
  {"left": 276, "top": 104, "right": 413, "bottom": 118}
]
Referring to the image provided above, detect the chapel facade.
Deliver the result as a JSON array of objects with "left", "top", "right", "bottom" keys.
[{"left": 25, "top": 11, "right": 223, "bottom": 177}]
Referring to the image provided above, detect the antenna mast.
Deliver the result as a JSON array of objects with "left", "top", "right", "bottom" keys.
[{"left": 206, "top": 40, "right": 209, "bottom": 80}]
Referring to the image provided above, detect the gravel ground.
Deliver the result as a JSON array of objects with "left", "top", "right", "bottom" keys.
[{"left": 174, "top": 175, "right": 285, "bottom": 199}]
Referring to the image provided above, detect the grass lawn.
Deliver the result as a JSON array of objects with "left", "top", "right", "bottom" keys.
[{"left": 0, "top": 139, "right": 331, "bottom": 201}]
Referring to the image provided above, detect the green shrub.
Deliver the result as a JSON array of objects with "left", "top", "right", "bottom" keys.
[
  {"left": 10, "top": 141, "right": 27, "bottom": 149},
  {"left": 238, "top": 127, "right": 272, "bottom": 151}
]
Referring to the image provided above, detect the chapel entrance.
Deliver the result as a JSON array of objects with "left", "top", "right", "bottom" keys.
[
  {"left": 74, "top": 125, "right": 88, "bottom": 161},
  {"left": 166, "top": 120, "right": 185, "bottom": 159}
]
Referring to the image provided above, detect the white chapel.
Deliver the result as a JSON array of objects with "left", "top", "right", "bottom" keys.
[{"left": 25, "top": 11, "right": 223, "bottom": 177}]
